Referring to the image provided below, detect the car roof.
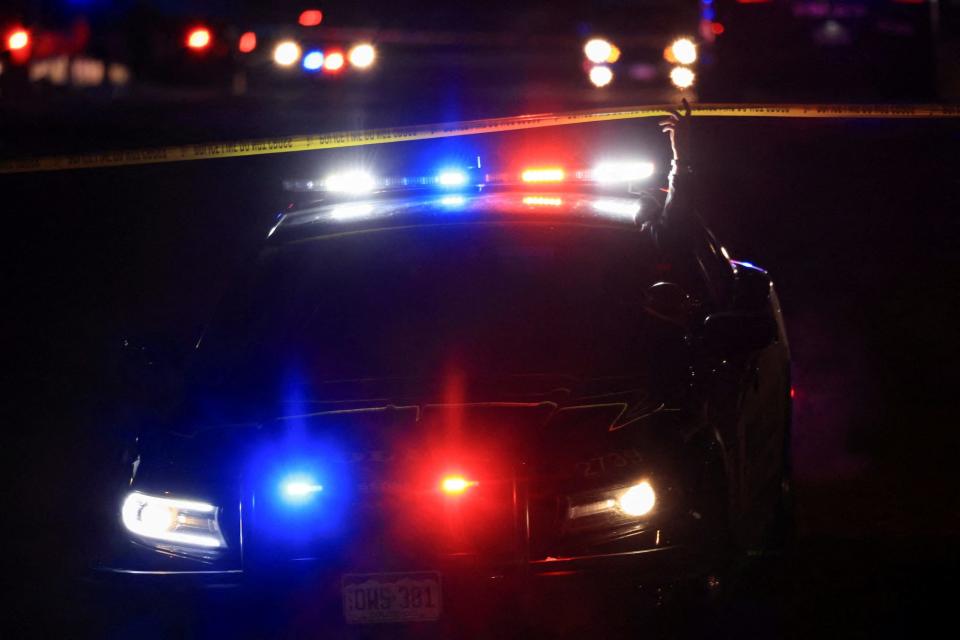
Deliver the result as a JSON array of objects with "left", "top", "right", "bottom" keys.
[{"left": 268, "top": 189, "right": 655, "bottom": 243}]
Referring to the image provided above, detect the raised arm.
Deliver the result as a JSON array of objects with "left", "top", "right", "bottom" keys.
[{"left": 658, "top": 99, "right": 695, "bottom": 228}]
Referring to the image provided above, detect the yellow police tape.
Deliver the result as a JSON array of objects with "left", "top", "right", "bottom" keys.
[{"left": 1, "top": 103, "right": 958, "bottom": 174}]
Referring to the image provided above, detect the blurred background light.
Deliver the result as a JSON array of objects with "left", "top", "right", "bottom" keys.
[
  {"left": 348, "top": 43, "right": 376, "bottom": 69},
  {"left": 186, "top": 27, "right": 211, "bottom": 50},
  {"left": 238, "top": 31, "right": 257, "bottom": 53},
  {"left": 274, "top": 41, "right": 302, "bottom": 66},
  {"left": 670, "top": 38, "right": 698, "bottom": 65},
  {"left": 589, "top": 65, "right": 614, "bottom": 88},
  {"left": 323, "top": 51, "right": 345, "bottom": 72},
  {"left": 670, "top": 66, "right": 695, "bottom": 89},
  {"left": 303, "top": 50, "right": 324, "bottom": 71},
  {"left": 7, "top": 29, "right": 29, "bottom": 51},
  {"left": 298, "top": 9, "right": 324, "bottom": 27},
  {"left": 605, "top": 45, "right": 621, "bottom": 64},
  {"left": 584, "top": 38, "right": 613, "bottom": 64}
]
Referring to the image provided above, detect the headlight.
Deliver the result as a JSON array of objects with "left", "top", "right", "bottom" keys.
[
  {"left": 566, "top": 480, "right": 657, "bottom": 525},
  {"left": 121, "top": 491, "right": 226, "bottom": 549}
]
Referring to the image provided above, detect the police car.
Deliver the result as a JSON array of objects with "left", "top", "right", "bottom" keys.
[{"left": 96, "top": 150, "right": 791, "bottom": 630}]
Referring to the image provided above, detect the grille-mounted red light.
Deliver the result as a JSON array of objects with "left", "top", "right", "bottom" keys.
[{"left": 440, "top": 475, "right": 478, "bottom": 495}]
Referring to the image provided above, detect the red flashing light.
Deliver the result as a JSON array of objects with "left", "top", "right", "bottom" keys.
[
  {"left": 299, "top": 9, "right": 324, "bottom": 27},
  {"left": 521, "top": 167, "right": 565, "bottom": 183},
  {"left": 440, "top": 475, "right": 477, "bottom": 495},
  {"left": 7, "top": 28, "right": 29, "bottom": 51},
  {"left": 323, "top": 50, "right": 345, "bottom": 72},
  {"left": 711, "top": 22, "right": 725, "bottom": 35},
  {"left": 238, "top": 31, "right": 257, "bottom": 53},
  {"left": 186, "top": 27, "right": 211, "bottom": 50}
]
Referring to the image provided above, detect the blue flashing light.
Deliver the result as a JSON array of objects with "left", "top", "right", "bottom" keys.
[
  {"left": 703, "top": 7, "right": 716, "bottom": 20},
  {"left": 303, "top": 50, "right": 324, "bottom": 71},
  {"left": 436, "top": 170, "right": 468, "bottom": 187}
]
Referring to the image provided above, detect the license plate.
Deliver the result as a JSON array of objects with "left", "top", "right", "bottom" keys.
[{"left": 341, "top": 571, "right": 442, "bottom": 624}]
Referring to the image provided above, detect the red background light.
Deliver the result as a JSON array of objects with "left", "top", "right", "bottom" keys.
[
  {"left": 238, "top": 31, "right": 257, "bottom": 53},
  {"left": 7, "top": 28, "right": 30, "bottom": 51},
  {"left": 299, "top": 10, "right": 324, "bottom": 27},
  {"left": 186, "top": 27, "right": 211, "bottom": 50}
]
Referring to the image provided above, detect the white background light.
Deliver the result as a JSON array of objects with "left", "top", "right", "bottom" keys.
[
  {"left": 273, "top": 41, "right": 301, "bottom": 66},
  {"left": 670, "top": 66, "right": 695, "bottom": 89},
  {"left": 670, "top": 38, "right": 698, "bottom": 65},
  {"left": 584, "top": 38, "right": 614, "bottom": 64},
  {"left": 589, "top": 65, "right": 614, "bottom": 88},
  {"left": 348, "top": 43, "right": 376, "bottom": 69}
]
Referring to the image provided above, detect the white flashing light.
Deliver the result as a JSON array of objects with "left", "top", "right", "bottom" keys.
[
  {"left": 324, "top": 51, "right": 345, "bottom": 71},
  {"left": 436, "top": 170, "right": 468, "bottom": 187},
  {"left": 670, "top": 66, "right": 695, "bottom": 89},
  {"left": 592, "top": 161, "right": 655, "bottom": 183},
  {"left": 121, "top": 492, "right": 224, "bottom": 548},
  {"left": 348, "top": 43, "right": 376, "bottom": 69},
  {"left": 584, "top": 38, "right": 613, "bottom": 64},
  {"left": 670, "top": 38, "right": 698, "bottom": 65},
  {"left": 589, "top": 65, "right": 614, "bottom": 88},
  {"left": 325, "top": 170, "right": 376, "bottom": 194},
  {"left": 618, "top": 481, "right": 656, "bottom": 517},
  {"left": 593, "top": 198, "right": 642, "bottom": 220},
  {"left": 273, "top": 40, "right": 301, "bottom": 66}
]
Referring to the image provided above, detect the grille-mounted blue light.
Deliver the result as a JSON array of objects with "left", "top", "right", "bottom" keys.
[
  {"left": 281, "top": 474, "right": 324, "bottom": 503},
  {"left": 436, "top": 170, "right": 468, "bottom": 187}
]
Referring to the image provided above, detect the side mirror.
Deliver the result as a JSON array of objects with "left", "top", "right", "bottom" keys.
[
  {"left": 703, "top": 312, "right": 778, "bottom": 355},
  {"left": 643, "top": 281, "right": 691, "bottom": 325}
]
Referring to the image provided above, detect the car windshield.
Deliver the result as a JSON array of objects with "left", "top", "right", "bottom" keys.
[{"left": 191, "top": 222, "right": 686, "bottom": 400}]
